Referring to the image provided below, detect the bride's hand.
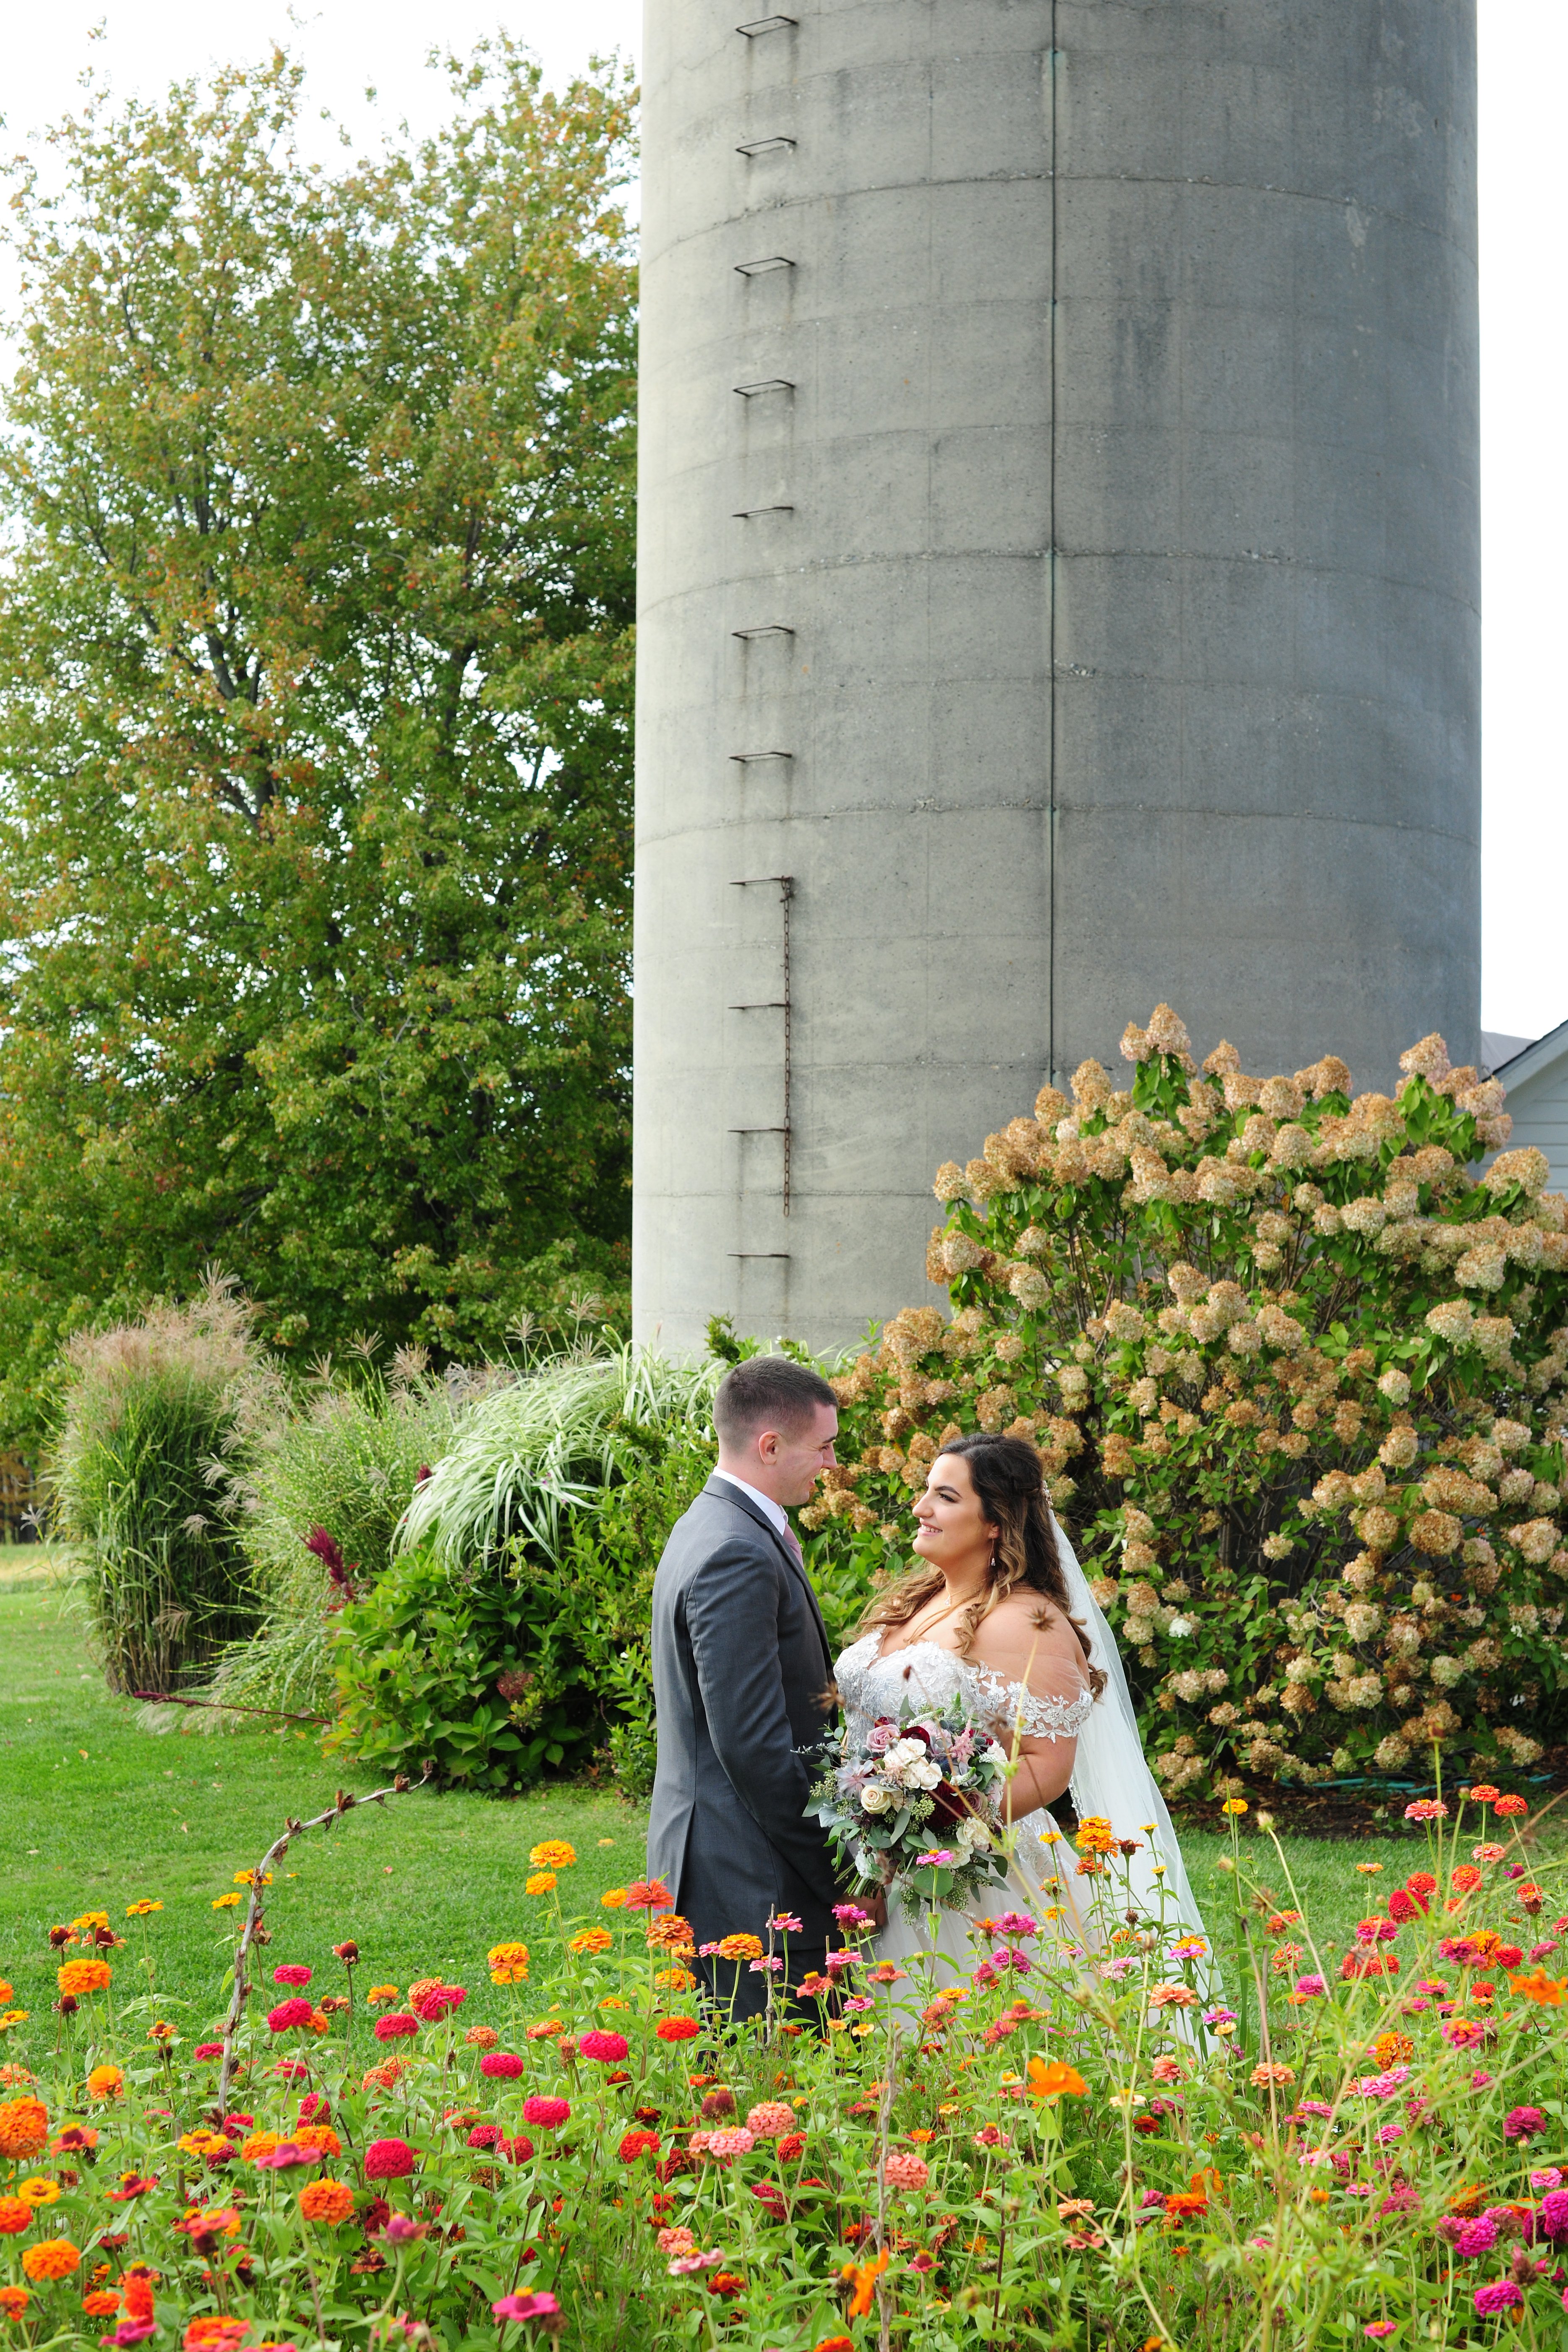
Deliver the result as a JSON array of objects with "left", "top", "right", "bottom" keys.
[{"left": 864, "top": 1889, "right": 888, "bottom": 1930}]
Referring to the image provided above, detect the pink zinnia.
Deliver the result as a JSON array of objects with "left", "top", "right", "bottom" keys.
[
  {"left": 492, "top": 2293, "right": 560, "bottom": 2322},
  {"left": 255, "top": 2139, "right": 315, "bottom": 2170},
  {"left": 1474, "top": 2283, "right": 1522, "bottom": 2317},
  {"left": 704, "top": 2128, "right": 755, "bottom": 2159},
  {"left": 1505, "top": 2106, "right": 1547, "bottom": 2141},
  {"left": 412, "top": 1984, "right": 467, "bottom": 2021},
  {"left": 883, "top": 2152, "right": 930, "bottom": 2190},
  {"left": 480, "top": 2052, "right": 526, "bottom": 2078},
  {"left": 193, "top": 2042, "right": 223, "bottom": 2060},
  {"left": 363, "top": 2137, "right": 417, "bottom": 2180},
  {"left": 272, "top": 1965, "right": 313, "bottom": 1987},
  {"left": 373, "top": 2013, "right": 419, "bottom": 2042},
  {"left": 578, "top": 2029, "right": 629, "bottom": 2063},
  {"left": 266, "top": 1997, "right": 313, "bottom": 2033},
  {"left": 468, "top": 2125, "right": 504, "bottom": 2150},
  {"left": 521, "top": 2096, "right": 571, "bottom": 2129},
  {"left": 745, "top": 2102, "right": 796, "bottom": 2138}
]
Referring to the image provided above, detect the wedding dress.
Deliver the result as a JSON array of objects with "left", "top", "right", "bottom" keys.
[{"left": 832, "top": 1516, "right": 1209, "bottom": 1979}]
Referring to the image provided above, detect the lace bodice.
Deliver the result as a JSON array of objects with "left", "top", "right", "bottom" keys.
[{"left": 835, "top": 1633, "right": 1095, "bottom": 1751}]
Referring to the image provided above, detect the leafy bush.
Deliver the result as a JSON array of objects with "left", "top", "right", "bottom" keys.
[
  {"left": 328, "top": 1543, "right": 579, "bottom": 1788},
  {"left": 332, "top": 1437, "right": 719, "bottom": 1793},
  {"left": 5, "top": 1785, "right": 1568, "bottom": 2349},
  {"left": 49, "top": 1278, "right": 281, "bottom": 1692},
  {"left": 812, "top": 1006, "right": 1568, "bottom": 1797}
]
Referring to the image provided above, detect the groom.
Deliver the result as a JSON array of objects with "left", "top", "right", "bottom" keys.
[{"left": 648, "top": 1354, "right": 845, "bottom": 2018}]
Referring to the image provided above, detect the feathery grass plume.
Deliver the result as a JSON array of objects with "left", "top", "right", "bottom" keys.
[{"left": 397, "top": 1346, "right": 722, "bottom": 1568}]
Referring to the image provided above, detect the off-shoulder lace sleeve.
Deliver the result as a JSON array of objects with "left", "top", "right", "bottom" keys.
[{"left": 956, "top": 1658, "right": 1095, "bottom": 1743}]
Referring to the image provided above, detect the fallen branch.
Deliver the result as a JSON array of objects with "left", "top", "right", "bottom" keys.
[
  {"left": 133, "top": 1689, "right": 330, "bottom": 1726},
  {"left": 217, "top": 1768, "right": 435, "bottom": 2109}
]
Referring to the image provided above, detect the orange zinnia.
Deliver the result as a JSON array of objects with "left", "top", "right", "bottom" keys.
[
  {"left": 85, "top": 2067, "right": 123, "bottom": 2102},
  {"left": 1028, "top": 2057, "right": 1088, "bottom": 2100},
  {"left": 846, "top": 2250, "right": 890, "bottom": 2318},
  {"left": 56, "top": 1959, "right": 112, "bottom": 1998},
  {"left": 0, "top": 2099, "right": 48, "bottom": 2160},
  {"left": 21, "top": 2240, "right": 81, "bottom": 2282},
  {"left": 1509, "top": 1967, "right": 1568, "bottom": 2005},
  {"left": 299, "top": 2179, "right": 356, "bottom": 2226},
  {"left": 716, "top": 1935, "right": 764, "bottom": 1963}
]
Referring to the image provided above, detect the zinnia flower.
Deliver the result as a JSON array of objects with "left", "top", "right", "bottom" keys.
[
  {"left": 579, "top": 2030, "right": 629, "bottom": 2063},
  {"left": 528, "top": 1841, "right": 577, "bottom": 1870},
  {"left": 363, "top": 2138, "right": 417, "bottom": 2180},
  {"left": 492, "top": 2292, "right": 561, "bottom": 2323},
  {"left": 273, "top": 1965, "right": 313, "bottom": 1987},
  {"left": 624, "top": 1880, "right": 674, "bottom": 1913},
  {"left": 1474, "top": 2282, "right": 1522, "bottom": 2316},
  {"left": 1505, "top": 2106, "right": 1547, "bottom": 2140},
  {"left": 569, "top": 1928, "right": 613, "bottom": 1956},
  {"left": 0, "top": 2290, "right": 27, "bottom": 2323},
  {"left": 883, "top": 2152, "right": 930, "bottom": 2190},
  {"left": 0, "top": 2098, "right": 49, "bottom": 2158},
  {"left": 715, "top": 1935, "right": 764, "bottom": 1963},
  {"left": 372, "top": 2013, "right": 419, "bottom": 2042},
  {"left": 521, "top": 2097, "right": 570, "bottom": 2129},
  {"left": 21, "top": 2240, "right": 81, "bottom": 2282},
  {"left": 746, "top": 2102, "right": 796, "bottom": 2137},
  {"left": 267, "top": 1999, "right": 314, "bottom": 2034},
  {"left": 618, "top": 2130, "right": 660, "bottom": 2162},
  {"left": 298, "top": 2180, "right": 356, "bottom": 2225},
  {"left": 56, "top": 1959, "right": 111, "bottom": 1998},
  {"left": 524, "top": 1873, "right": 556, "bottom": 1896},
  {"left": 480, "top": 2052, "right": 526, "bottom": 2078},
  {"left": 656, "top": 2017, "right": 699, "bottom": 2042},
  {"left": 0, "top": 2198, "right": 31, "bottom": 2234}
]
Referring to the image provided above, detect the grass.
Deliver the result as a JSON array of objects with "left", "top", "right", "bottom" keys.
[{"left": 1, "top": 1558, "right": 1556, "bottom": 2042}]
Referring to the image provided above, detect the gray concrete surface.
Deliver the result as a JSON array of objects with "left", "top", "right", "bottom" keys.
[{"left": 634, "top": 0, "right": 1480, "bottom": 1359}]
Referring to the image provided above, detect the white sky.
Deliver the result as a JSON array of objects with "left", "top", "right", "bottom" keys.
[{"left": 0, "top": 1, "right": 1558, "bottom": 1045}]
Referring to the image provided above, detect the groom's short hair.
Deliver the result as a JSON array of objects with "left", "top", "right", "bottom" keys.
[{"left": 713, "top": 1355, "right": 837, "bottom": 1449}]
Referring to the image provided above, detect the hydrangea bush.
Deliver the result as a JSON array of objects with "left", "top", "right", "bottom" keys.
[
  {"left": 808, "top": 1007, "right": 1568, "bottom": 1799},
  {"left": 1, "top": 1795, "right": 1567, "bottom": 2349}
]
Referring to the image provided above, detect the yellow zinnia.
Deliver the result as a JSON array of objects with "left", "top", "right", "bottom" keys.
[{"left": 529, "top": 1841, "right": 577, "bottom": 1870}]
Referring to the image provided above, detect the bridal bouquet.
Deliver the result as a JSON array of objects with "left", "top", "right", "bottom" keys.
[{"left": 806, "top": 1700, "right": 1012, "bottom": 1910}]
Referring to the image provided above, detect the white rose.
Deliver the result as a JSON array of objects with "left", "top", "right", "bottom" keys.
[
  {"left": 859, "top": 1784, "right": 894, "bottom": 1814},
  {"left": 982, "top": 1741, "right": 1008, "bottom": 1768},
  {"left": 908, "top": 1759, "right": 942, "bottom": 1789},
  {"left": 956, "top": 1815, "right": 991, "bottom": 1850}
]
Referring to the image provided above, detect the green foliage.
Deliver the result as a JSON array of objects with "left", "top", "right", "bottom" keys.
[
  {"left": 49, "top": 1279, "right": 281, "bottom": 1692},
  {"left": 329, "top": 1543, "right": 586, "bottom": 1789},
  {"left": 399, "top": 1347, "right": 719, "bottom": 1566},
  {"left": 0, "top": 41, "right": 638, "bottom": 1447},
  {"left": 333, "top": 1432, "right": 717, "bottom": 1796},
  {"left": 541, "top": 1434, "right": 717, "bottom": 1794},
  {"left": 815, "top": 1007, "right": 1568, "bottom": 1797}
]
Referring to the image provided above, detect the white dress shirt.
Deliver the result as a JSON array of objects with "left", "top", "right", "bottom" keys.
[{"left": 712, "top": 1469, "right": 796, "bottom": 1546}]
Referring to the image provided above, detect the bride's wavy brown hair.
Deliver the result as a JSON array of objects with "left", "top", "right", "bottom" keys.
[{"left": 855, "top": 1433, "right": 1105, "bottom": 1697}]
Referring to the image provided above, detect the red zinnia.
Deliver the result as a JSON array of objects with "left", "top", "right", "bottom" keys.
[
  {"left": 656, "top": 2017, "right": 699, "bottom": 2042},
  {"left": 479, "top": 2053, "right": 526, "bottom": 2078},
  {"left": 521, "top": 2096, "right": 571, "bottom": 2130},
  {"left": 266, "top": 1999, "right": 313, "bottom": 2033},
  {"left": 373, "top": 2013, "right": 419, "bottom": 2042},
  {"left": 579, "top": 2030, "right": 629, "bottom": 2063},
  {"left": 1494, "top": 1795, "right": 1529, "bottom": 1819},
  {"left": 777, "top": 2131, "right": 806, "bottom": 2162},
  {"left": 619, "top": 2130, "right": 660, "bottom": 2162},
  {"left": 363, "top": 2138, "right": 417, "bottom": 2180},
  {"left": 273, "top": 1966, "right": 313, "bottom": 1987},
  {"left": 624, "top": 1879, "right": 674, "bottom": 1913}
]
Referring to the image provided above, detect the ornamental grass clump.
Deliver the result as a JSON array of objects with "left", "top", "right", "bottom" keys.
[
  {"left": 812, "top": 1006, "right": 1568, "bottom": 1795},
  {"left": 4, "top": 1789, "right": 1568, "bottom": 2347},
  {"left": 50, "top": 1275, "right": 284, "bottom": 1694}
]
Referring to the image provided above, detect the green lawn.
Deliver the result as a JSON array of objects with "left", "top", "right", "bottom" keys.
[{"left": 0, "top": 1564, "right": 1552, "bottom": 2038}]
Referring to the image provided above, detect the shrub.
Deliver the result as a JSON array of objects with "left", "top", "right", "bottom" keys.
[
  {"left": 49, "top": 1277, "right": 281, "bottom": 1692},
  {"left": 813, "top": 1007, "right": 1568, "bottom": 1796},
  {"left": 334, "top": 1437, "right": 719, "bottom": 1794},
  {"left": 5, "top": 1786, "right": 1567, "bottom": 2349}
]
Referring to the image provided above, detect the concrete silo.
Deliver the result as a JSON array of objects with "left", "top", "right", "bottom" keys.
[{"left": 633, "top": 0, "right": 1480, "bottom": 1358}]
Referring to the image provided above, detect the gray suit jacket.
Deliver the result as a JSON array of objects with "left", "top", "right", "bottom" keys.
[{"left": 647, "top": 1477, "right": 840, "bottom": 1948}]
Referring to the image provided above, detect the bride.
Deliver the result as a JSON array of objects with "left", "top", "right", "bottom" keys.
[{"left": 832, "top": 1432, "right": 1207, "bottom": 1971}]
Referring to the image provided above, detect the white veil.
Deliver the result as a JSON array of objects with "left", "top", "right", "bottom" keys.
[{"left": 1050, "top": 1512, "right": 1212, "bottom": 1950}]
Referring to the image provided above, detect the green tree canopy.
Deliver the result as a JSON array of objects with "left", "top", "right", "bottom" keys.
[{"left": 0, "top": 42, "right": 637, "bottom": 1442}]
